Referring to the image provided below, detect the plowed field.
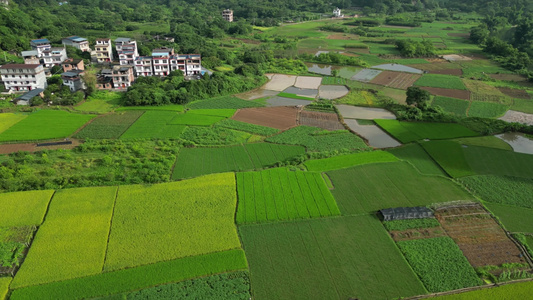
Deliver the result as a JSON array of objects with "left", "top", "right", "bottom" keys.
[
  {"left": 421, "top": 87, "right": 471, "bottom": 100},
  {"left": 498, "top": 87, "right": 531, "bottom": 99},
  {"left": 232, "top": 106, "right": 299, "bottom": 130},
  {"left": 0, "top": 139, "right": 82, "bottom": 155},
  {"left": 370, "top": 71, "right": 421, "bottom": 89},
  {"left": 299, "top": 111, "right": 344, "bottom": 130}
]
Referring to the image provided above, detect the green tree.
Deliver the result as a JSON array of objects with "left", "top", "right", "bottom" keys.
[{"left": 406, "top": 87, "right": 430, "bottom": 109}]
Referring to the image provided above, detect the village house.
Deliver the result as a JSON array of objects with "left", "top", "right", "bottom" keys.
[
  {"left": 110, "top": 65, "right": 134, "bottom": 89},
  {"left": 134, "top": 56, "right": 154, "bottom": 77},
  {"left": 0, "top": 0, "right": 9, "bottom": 8},
  {"left": 14, "top": 88, "right": 45, "bottom": 106},
  {"left": 96, "top": 69, "right": 113, "bottom": 90},
  {"left": 135, "top": 47, "right": 202, "bottom": 77},
  {"left": 115, "top": 38, "right": 139, "bottom": 66},
  {"left": 152, "top": 47, "right": 173, "bottom": 76},
  {"left": 333, "top": 7, "right": 343, "bottom": 18},
  {"left": 222, "top": 9, "right": 233, "bottom": 22},
  {"left": 62, "top": 36, "right": 91, "bottom": 52},
  {"left": 61, "top": 71, "right": 85, "bottom": 92},
  {"left": 0, "top": 64, "right": 47, "bottom": 92},
  {"left": 94, "top": 38, "right": 113, "bottom": 63},
  {"left": 42, "top": 47, "right": 68, "bottom": 68},
  {"left": 21, "top": 50, "right": 40, "bottom": 65},
  {"left": 30, "top": 39, "right": 51, "bottom": 57},
  {"left": 61, "top": 58, "right": 84, "bottom": 73}
]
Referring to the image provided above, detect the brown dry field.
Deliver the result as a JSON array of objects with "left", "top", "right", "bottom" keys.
[
  {"left": 352, "top": 48, "right": 370, "bottom": 54},
  {"left": 232, "top": 106, "right": 299, "bottom": 130},
  {"left": 463, "top": 80, "right": 510, "bottom": 103},
  {"left": 0, "top": 139, "right": 82, "bottom": 155},
  {"left": 340, "top": 52, "right": 360, "bottom": 57},
  {"left": 435, "top": 205, "right": 526, "bottom": 267},
  {"left": 299, "top": 110, "right": 344, "bottom": 130},
  {"left": 429, "top": 69, "right": 463, "bottom": 76},
  {"left": 370, "top": 71, "right": 421, "bottom": 90},
  {"left": 421, "top": 87, "right": 471, "bottom": 100},
  {"left": 498, "top": 87, "right": 531, "bottom": 99}
]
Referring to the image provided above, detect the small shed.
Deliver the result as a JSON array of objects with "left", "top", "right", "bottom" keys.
[
  {"left": 14, "top": 88, "right": 44, "bottom": 106},
  {"left": 380, "top": 207, "right": 433, "bottom": 221}
]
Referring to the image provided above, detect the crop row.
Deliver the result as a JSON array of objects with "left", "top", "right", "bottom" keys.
[
  {"left": 215, "top": 119, "right": 280, "bottom": 136},
  {"left": 235, "top": 168, "right": 340, "bottom": 224},
  {"left": 375, "top": 120, "right": 479, "bottom": 144},
  {"left": 459, "top": 175, "right": 533, "bottom": 209},
  {"left": 74, "top": 111, "right": 144, "bottom": 139},
  {"left": 383, "top": 218, "right": 441, "bottom": 231}
]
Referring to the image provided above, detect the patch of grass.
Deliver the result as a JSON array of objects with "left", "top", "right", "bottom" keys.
[
  {"left": 375, "top": 120, "right": 479, "bottom": 143},
  {"left": 119, "top": 111, "right": 181, "bottom": 139},
  {"left": 0, "top": 190, "right": 54, "bottom": 227},
  {"left": 431, "top": 96, "right": 469, "bottom": 116},
  {"left": 11, "top": 186, "right": 117, "bottom": 288},
  {"left": 115, "top": 105, "right": 184, "bottom": 112},
  {"left": 168, "top": 113, "right": 227, "bottom": 126},
  {"left": 322, "top": 77, "right": 347, "bottom": 85},
  {"left": 236, "top": 168, "right": 340, "bottom": 224},
  {"left": 75, "top": 91, "right": 123, "bottom": 113},
  {"left": 336, "top": 89, "right": 380, "bottom": 106},
  {"left": 266, "top": 125, "right": 370, "bottom": 152},
  {"left": 459, "top": 175, "right": 533, "bottom": 209},
  {"left": 276, "top": 92, "right": 315, "bottom": 100},
  {"left": 396, "top": 237, "right": 482, "bottom": 292},
  {"left": 187, "top": 96, "right": 264, "bottom": 109},
  {"left": 387, "top": 144, "right": 446, "bottom": 176},
  {"left": 327, "top": 161, "right": 474, "bottom": 215},
  {"left": 0, "top": 277, "right": 11, "bottom": 300},
  {"left": 10, "top": 250, "right": 247, "bottom": 300},
  {"left": 484, "top": 202, "right": 533, "bottom": 233},
  {"left": 103, "top": 174, "right": 241, "bottom": 271},
  {"left": 452, "top": 136, "right": 512, "bottom": 151},
  {"left": 304, "top": 150, "right": 399, "bottom": 172},
  {"left": 74, "top": 111, "right": 144, "bottom": 139},
  {"left": 214, "top": 119, "right": 280, "bottom": 136},
  {"left": 430, "top": 281, "right": 533, "bottom": 300},
  {"left": 421, "top": 140, "right": 474, "bottom": 178},
  {"left": 187, "top": 109, "right": 237, "bottom": 118},
  {"left": 0, "top": 113, "right": 27, "bottom": 134},
  {"left": 511, "top": 98, "right": 533, "bottom": 114},
  {"left": 0, "top": 110, "right": 95, "bottom": 142},
  {"left": 464, "top": 145, "right": 533, "bottom": 178},
  {"left": 383, "top": 218, "right": 441, "bottom": 231},
  {"left": 467, "top": 101, "right": 509, "bottom": 118},
  {"left": 414, "top": 74, "right": 467, "bottom": 90},
  {"left": 172, "top": 143, "right": 304, "bottom": 180},
  {"left": 180, "top": 126, "right": 251, "bottom": 145},
  {"left": 239, "top": 215, "right": 426, "bottom": 300}
]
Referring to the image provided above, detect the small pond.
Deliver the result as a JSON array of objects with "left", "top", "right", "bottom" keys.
[{"left": 496, "top": 132, "right": 533, "bottom": 155}]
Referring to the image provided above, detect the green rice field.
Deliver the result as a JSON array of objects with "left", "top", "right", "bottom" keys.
[
  {"left": 414, "top": 74, "right": 467, "bottom": 90},
  {"left": 432, "top": 281, "right": 533, "bottom": 299},
  {"left": 387, "top": 144, "right": 446, "bottom": 176},
  {"left": 327, "top": 161, "right": 474, "bottom": 215},
  {"left": 375, "top": 120, "right": 479, "bottom": 143},
  {"left": 421, "top": 141, "right": 475, "bottom": 178},
  {"left": 483, "top": 202, "right": 533, "bottom": 233},
  {"left": 239, "top": 215, "right": 427, "bottom": 300},
  {"left": 431, "top": 96, "right": 469, "bottom": 116},
  {"left": 235, "top": 168, "right": 340, "bottom": 223},
  {"left": 304, "top": 151, "right": 399, "bottom": 172},
  {"left": 0, "top": 190, "right": 54, "bottom": 227},
  {"left": 74, "top": 111, "right": 143, "bottom": 139},
  {"left": 467, "top": 101, "right": 509, "bottom": 118},
  {"left": 459, "top": 175, "right": 533, "bottom": 208},
  {"left": 0, "top": 113, "right": 26, "bottom": 134},
  {"left": 119, "top": 110, "right": 184, "bottom": 139}
]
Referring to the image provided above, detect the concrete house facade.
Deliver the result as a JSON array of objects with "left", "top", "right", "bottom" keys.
[
  {"left": 0, "top": 64, "right": 47, "bottom": 92},
  {"left": 134, "top": 56, "right": 154, "bottom": 77},
  {"left": 110, "top": 65, "right": 134, "bottom": 89},
  {"left": 21, "top": 50, "right": 40, "bottom": 65},
  {"left": 62, "top": 36, "right": 91, "bottom": 52},
  {"left": 222, "top": 9, "right": 233, "bottom": 22},
  {"left": 94, "top": 38, "right": 113, "bottom": 63},
  {"left": 42, "top": 47, "right": 68, "bottom": 68},
  {"left": 115, "top": 38, "right": 139, "bottom": 66},
  {"left": 61, "top": 71, "right": 86, "bottom": 92},
  {"left": 61, "top": 58, "right": 84, "bottom": 73},
  {"left": 30, "top": 39, "right": 51, "bottom": 57}
]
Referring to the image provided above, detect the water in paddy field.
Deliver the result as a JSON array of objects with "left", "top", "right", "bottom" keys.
[
  {"left": 305, "top": 63, "right": 360, "bottom": 79},
  {"left": 496, "top": 132, "right": 533, "bottom": 155}
]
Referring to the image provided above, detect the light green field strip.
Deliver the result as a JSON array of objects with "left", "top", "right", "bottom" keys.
[
  {"left": 431, "top": 281, "right": 533, "bottom": 300},
  {"left": 304, "top": 151, "right": 399, "bottom": 172},
  {"left": 104, "top": 173, "right": 241, "bottom": 271},
  {"left": 119, "top": 110, "right": 177, "bottom": 139},
  {"left": 11, "top": 186, "right": 118, "bottom": 288},
  {"left": 168, "top": 113, "right": 227, "bottom": 126},
  {"left": 187, "top": 109, "right": 237, "bottom": 118},
  {"left": 0, "top": 110, "right": 95, "bottom": 142},
  {"left": 484, "top": 202, "right": 533, "bottom": 234},
  {"left": 11, "top": 249, "right": 247, "bottom": 300},
  {"left": 0, "top": 113, "right": 26, "bottom": 134},
  {"left": 0, "top": 190, "right": 54, "bottom": 227},
  {"left": 0, "top": 277, "right": 11, "bottom": 300},
  {"left": 375, "top": 120, "right": 479, "bottom": 144}
]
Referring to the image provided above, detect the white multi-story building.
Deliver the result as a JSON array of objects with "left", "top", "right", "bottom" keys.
[
  {"left": 333, "top": 7, "right": 343, "bottom": 18},
  {"left": 21, "top": 50, "right": 40, "bottom": 64},
  {"left": 152, "top": 48, "right": 173, "bottom": 76},
  {"left": 115, "top": 38, "right": 138, "bottom": 66},
  {"left": 30, "top": 39, "right": 51, "bottom": 57},
  {"left": 94, "top": 38, "right": 113, "bottom": 63},
  {"left": 42, "top": 47, "right": 68, "bottom": 68},
  {"left": 111, "top": 65, "right": 135, "bottom": 89},
  {"left": 134, "top": 47, "right": 201, "bottom": 78},
  {"left": 62, "top": 36, "right": 90, "bottom": 52},
  {"left": 134, "top": 56, "right": 153, "bottom": 77},
  {"left": 173, "top": 54, "right": 201, "bottom": 75},
  {"left": 0, "top": 64, "right": 47, "bottom": 92},
  {"left": 222, "top": 9, "right": 233, "bottom": 22}
]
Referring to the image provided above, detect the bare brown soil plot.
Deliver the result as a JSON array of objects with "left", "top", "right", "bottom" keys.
[
  {"left": 370, "top": 71, "right": 421, "bottom": 90},
  {"left": 327, "top": 34, "right": 359, "bottom": 40},
  {"left": 407, "top": 62, "right": 461, "bottom": 71},
  {"left": 435, "top": 204, "right": 526, "bottom": 268},
  {"left": 0, "top": 139, "right": 82, "bottom": 155},
  {"left": 299, "top": 110, "right": 344, "bottom": 131},
  {"left": 489, "top": 74, "right": 529, "bottom": 82},
  {"left": 421, "top": 87, "right": 471, "bottom": 100},
  {"left": 498, "top": 87, "right": 531, "bottom": 99},
  {"left": 232, "top": 106, "right": 299, "bottom": 130}
]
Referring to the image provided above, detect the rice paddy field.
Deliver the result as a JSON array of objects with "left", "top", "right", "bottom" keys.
[{"left": 2, "top": 12, "right": 533, "bottom": 300}]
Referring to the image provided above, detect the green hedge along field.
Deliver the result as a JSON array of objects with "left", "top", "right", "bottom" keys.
[
  {"left": 236, "top": 168, "right": 340, "bottom": 224},
  {"left": 11, "top": 186, "right": 118, "bottom": 288},
  {"left": 10, "top": 250, "right": 247, "bottom": 300},
  {"left": 239, "top": 215, "right": 426, "bottom": 300},
  {"left": 459, "top": 175, "right": 533, "bottom": 209},
  {"left": 266, "top": 126, "right": 370, "bottom": 152},
  {"left": 327, "top": 161, "right": 474, "bottom": 215},
  {"left": 304, "top": 151, "right": 399, "bottom": 172},
  {"left": 103, "top": 173, "right": 241, "bottom": 271},
  {"left": 0, "top": 110, "right": 95, "bottom": 142},
  {"left": 387, "top": 144, "right": 446, "bottom": 176},
  {"left": 0, "top": 190, "right": 54, "bottom": 227},
  {"left": 74, "top": 111, "right": 144, "bottom": 139},
  {"left": 375, "top": 120, "right": 479, "bottom": 143},
  {"left": 172, "top": 143, "right": 305, "bottom": 180}
]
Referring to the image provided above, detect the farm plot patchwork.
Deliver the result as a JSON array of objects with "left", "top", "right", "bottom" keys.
[
  {"left": 463, "top": 145, "right": 533, "bottom": 178},
  {"left": 263, "top": 74, "right": 297, "bottom": 91},
  {"left": 467, "top": 101, "right": 509, "bottom": 118},
  {"left": 168, "top": 113, "right": 228, "bottom": 126},
  {"left": 179, "top": 126, "right": 251, "bottom": 146},
  {"left": 375, "top": 120, "right": 479, "bottom": 143},
  {"left": 266, "top": 126, "right": 370, "bottom": 152},
  {"left": 318, "top": 85, "right": 349, "bottom": 99},
  {"left": 433, "top": 281, "right": 533, "bottom": 300},
  {"left": 232, "top": 106, "right": 299, "bottom": 130},
  {"left": 0, "top": 190, "right": 54, "bottom": 227},
  {"left": 0, "top": 113, "right": 26, "bottom": 134},
  {"left": 235, "top": 168, "right": 340, "bottom": 224},
  {"left": 0, "top": 110, "right": 95, "bottom": 142},
  {"left": 336, "top": 105, "right": 396, "bottom": 120},
  {"left": 214, "top": 119, "right": 279, "bottom": 136},
  {"left": 266, "top": 96, "right": 313, "bottom": 107},
  {"left": 343, "top": 119, "right": 402, "bottom": 148},
  {"left": 458, "top": 175, "right": 533, "bottom": 209},
  {"left": 498, "top": 87, "right": 530, "bottom": 99},
  {"left": 369, "top": 71, "right": 421, "bottom": 89},
  {"left": 351, "top": 69, "right": 382, "bottom": 82},
  {"left": 11, "top": 186, "right": 118, "bottom": 288},
  {"left": 298, "top": 110, "right": 344, "bottom": 130},
  {"left": 396, "top": 237, "right": 482, "bottom": 292},
  {"left": 435, "top": 205, "right": 526, "bottom": 268},
  {"left": 119, "top": 111, "right": 183, "bottom": 139},
  {"left": 103, "top": 173, "right": 241, "bottom": 271},
  {"left": 239, "top": 215, "right": 427, "bottom": 300},
  {"left": 304, "top": 151, "right": 399, "bottom": 172},
  {"left": 172, "top": 143, "right": 305, "bottom": 180},
  {"left": 294, "top": 76, "right": 322, "bottom": 89},
  {"left": 421, "top": 141, "right": 474, "bottom": 178},
  {"left": 414, "top": 74, "right": 467, "bottom": 90},
  {"left": 327, "top": 161, "right": 474, "bottom": 215},
  {"left": 372, "top": 64, "right": 423, "bottom": 74},
  {"left": 483, "top": 202, "right": 533, "bottom": 234},
  {"left": 74, "top": 111, "right": 144, "bottom": 139}
]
